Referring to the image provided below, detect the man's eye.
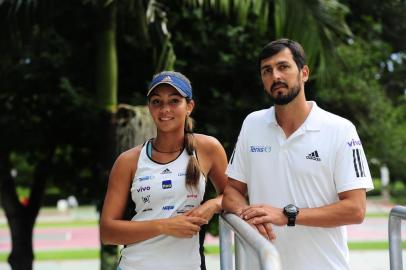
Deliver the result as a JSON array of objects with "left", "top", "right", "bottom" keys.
[{"left": 263, "top": 68, "right": 272, "bottom": 75}]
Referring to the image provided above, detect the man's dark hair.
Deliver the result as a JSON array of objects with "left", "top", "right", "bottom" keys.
[{"left": 258, "top": 39, "right": 306, "bottom": 70}]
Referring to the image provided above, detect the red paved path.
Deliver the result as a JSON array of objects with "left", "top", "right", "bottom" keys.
[{"left": 1, "top": 217, "right": 405, "bottom": 253}]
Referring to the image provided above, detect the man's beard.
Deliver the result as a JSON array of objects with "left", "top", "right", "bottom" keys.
[
  {"left": 270, "top": 84, "right": 300, "bottom": 105},
  {"left": 268, "top": 76, "right": 301, "bottom": 105}
]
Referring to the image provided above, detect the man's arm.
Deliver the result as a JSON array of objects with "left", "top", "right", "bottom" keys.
[
  {"left": 297, "top": 189, "right": 366, "bottom": 226},
  {"left": 222, "top": 178, "right": 248, "bottom": 215},
  {"left": 242, "top": 189, "right": 366, "bottom": 227},
  {"left": 222, "top": 178, "right": 276, "bottom": 241}
]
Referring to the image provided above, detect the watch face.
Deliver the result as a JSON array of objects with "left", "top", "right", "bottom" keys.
[{"left": 285, "top": 204, "right": 298, "bottom": 214}]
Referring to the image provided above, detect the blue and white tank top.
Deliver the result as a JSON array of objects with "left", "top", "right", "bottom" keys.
[{"left": 118, "top": 140, "right": 206, "bottom": 270}]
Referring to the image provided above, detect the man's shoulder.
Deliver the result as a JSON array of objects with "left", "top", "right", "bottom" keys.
[
  {"left": 316, "top": 105, "right": 355, "bottom": 129},
  {"left": 244, "top": 108, "right": 271, "bottom": 123}
]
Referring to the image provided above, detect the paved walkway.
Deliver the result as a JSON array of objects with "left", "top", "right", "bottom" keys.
[
  {"left": 0, "top": 199, "right": 405, "bottom": 269},
  {"left": 1, "top": 251, "right": 405, "bottom": 270}
]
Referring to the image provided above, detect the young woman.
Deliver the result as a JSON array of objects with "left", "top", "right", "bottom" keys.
[{"left": 100, "top": 71, "right": 228, "bottom": 270}]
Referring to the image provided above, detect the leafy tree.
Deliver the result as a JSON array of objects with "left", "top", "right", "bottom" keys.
[{"left": 0, "top": 0, "right": 354, "bottom": 269}]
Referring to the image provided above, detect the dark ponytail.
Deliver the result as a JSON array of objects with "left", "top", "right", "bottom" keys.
[{"left": 184, "top": 115, "right": 201, "bottom": 192}]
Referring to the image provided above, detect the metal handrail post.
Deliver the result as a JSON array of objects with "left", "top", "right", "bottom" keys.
[
  {"left": 219, "top": 213, "right": 281, "bottom": 270},
  {"left": 219, "top": 216, "right": 234, "bottom": 270},
  {"left": 388, "top": 205, "right": 406, "bottom": 270}
]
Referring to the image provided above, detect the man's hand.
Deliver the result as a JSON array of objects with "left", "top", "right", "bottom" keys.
[
  {"left": 240, "top": 204, "right": 288, "bottom": 226},
  {"left": 249, "top": 222, "right": 276, "bottom": 242}
]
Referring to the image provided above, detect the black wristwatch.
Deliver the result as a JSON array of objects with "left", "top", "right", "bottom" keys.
[{"left": 283, "top": 204, "right": 299, "bottom": 226}]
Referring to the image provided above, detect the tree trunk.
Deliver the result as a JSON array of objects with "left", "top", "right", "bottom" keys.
[
  {"left": 7, "top": 215, "right": 35, "bottom": 270},
  {"left": 94, "top": 2, "right": 119, "bottom": 269},
  {"left": 0, "top": 150, "right": 52, "bottom": 270},
  {"left": 95, "top": 1, "right": 117, "bottom": 113}
]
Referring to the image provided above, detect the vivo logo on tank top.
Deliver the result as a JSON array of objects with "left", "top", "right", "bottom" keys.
[{"left": 136, "top": 186, "right": 151, "bottom": 192}]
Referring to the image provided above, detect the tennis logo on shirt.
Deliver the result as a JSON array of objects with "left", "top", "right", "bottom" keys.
[
  {"left": 249, "top": 145, "right": 272, "bottom": 153},
  {"left": 162, "top": 180, "right": 172, "bottom": 189},
  {"left": 306, "top": 150, "right": 321, "bottom": 161},
  {"left": 162, "top": 205, "right": 175, "bottom": 210},
  {"left": 353, "top": 149, "right": 366, "bottom": 177}
]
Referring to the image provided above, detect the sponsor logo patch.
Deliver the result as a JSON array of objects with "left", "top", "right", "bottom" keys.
[
  {"left": 162, "top": 76, "right": 172, "bottom": 82},
  {"left": 138, "top": 175, "right": 154, "bottom": 181},
  {"left": 136, "top": 186, "right": 151, "bottom": 193},
  {"left": 249, "top": 145, "right": 272, "bottom": 153},
  {"left": 162, "top": 180, "right": 172, "bottom": 189},
  {"left": 347, "top": 139, "right": 362, "bottom": 147},
  {"left": 306, "top": 150, "right": 321, "bottom": 161},
  {"left": 162, "top": 205, "right": 175, "bottom": 210},
  {"left": 161, "top": 168, "right": 172, "bottom": 174},
  {"left": 142, "top": 195, "right": 151, "bottom": 203}
]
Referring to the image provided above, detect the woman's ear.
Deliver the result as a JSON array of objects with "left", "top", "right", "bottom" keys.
[{"left": 187, "top": 100, "right": 195, "bottom": 115}]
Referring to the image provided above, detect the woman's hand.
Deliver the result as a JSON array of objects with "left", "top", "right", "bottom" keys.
[
  {"left": 162, "top": 215, "right": 208, "bottom": 238},
  {"left": 184, "top": 198, "right": 222, "bottom": 221}
]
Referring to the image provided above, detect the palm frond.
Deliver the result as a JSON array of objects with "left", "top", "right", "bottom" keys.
[
  {"left": 182, "top": 0, "right": 269, "bottom": 34},
  {"left": 273, "top": 0, "right": 352, "bottom": 83}
]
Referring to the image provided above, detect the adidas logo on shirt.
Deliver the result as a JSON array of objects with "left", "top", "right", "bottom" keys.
[
  {"left": 306, "top": 150, "right": 321, "bottom": 161},
  {"left": 161, "top": 168, "right": 172, "bottom": 174}
]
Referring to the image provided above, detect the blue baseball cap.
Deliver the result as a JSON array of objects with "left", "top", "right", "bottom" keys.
[{"left": 147, "top": 71, "right": 193, "bottom": 99}]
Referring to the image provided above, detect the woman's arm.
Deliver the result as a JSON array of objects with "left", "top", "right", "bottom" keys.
[{"left": 100, "top": 146, "right": 207, "bottom": 245}]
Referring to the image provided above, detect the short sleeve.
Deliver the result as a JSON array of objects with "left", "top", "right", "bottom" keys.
[
  {"left": 226, "top": 121, "right": 249, "bottom": 183},
  {"left": 334, "top": 123, "right": 374, "bottom": 193}
]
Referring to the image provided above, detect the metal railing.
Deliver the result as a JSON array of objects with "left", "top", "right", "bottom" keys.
[
  {"left": 219, "top": 213, "right": 282, "bottom": 270},
  {"left": 388, "top": 205, "right": 406, "bottom": 270}
]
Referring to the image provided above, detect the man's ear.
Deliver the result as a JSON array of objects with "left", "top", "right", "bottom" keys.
[{"left": 301, "top": 65, "right": 310, "bottom": 82}]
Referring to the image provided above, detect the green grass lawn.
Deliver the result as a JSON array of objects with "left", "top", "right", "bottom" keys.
[{"left": 0, "top": 249, "right": 99, "bottom": 261}]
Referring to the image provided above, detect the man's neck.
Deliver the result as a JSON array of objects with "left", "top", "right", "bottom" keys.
[{"left": 274, "top": 95, "right": 311, "bottom": 138}]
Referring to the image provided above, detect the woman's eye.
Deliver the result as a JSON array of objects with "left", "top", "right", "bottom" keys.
[
  {"left": 150, "top": 99, "right": 160, "bottom": 105},
  {"left": 170, "top": 99, "right": 180, "bottom": 104}
]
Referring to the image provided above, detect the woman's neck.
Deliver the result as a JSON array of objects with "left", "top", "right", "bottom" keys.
[{"left": 153, "top": 130, "right": 185, "bottom": 152}]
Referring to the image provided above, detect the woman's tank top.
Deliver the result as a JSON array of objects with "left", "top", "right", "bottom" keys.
[{"left": 118, "top": 140, "right": 206, "bottom": 270}]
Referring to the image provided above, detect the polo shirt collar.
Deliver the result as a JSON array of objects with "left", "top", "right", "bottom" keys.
[{"left": 264, "top": 101, "right": 321, "bottom": 131}]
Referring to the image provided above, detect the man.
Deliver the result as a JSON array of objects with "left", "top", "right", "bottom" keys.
[{"left": 222, "top": 39, "right": 374, "bottom": 270}]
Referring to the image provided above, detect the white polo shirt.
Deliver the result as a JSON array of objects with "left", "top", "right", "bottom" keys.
[{"left": 226, "top": 101, "right": 373, "bottom": 270}]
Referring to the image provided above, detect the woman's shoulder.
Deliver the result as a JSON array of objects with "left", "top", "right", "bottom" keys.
[
  {"left": 194, "top": 133, "right": 224, "bottom": 152},
  {"left": 115, "top": 144, "right": 143, "bottom": 168}
]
